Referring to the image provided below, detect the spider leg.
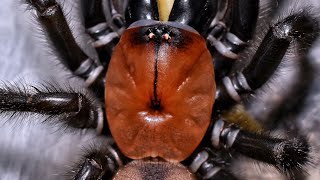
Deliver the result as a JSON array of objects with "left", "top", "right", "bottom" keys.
[
  {"left": 206, "top": 0, "right": 259, "bottom": 80},
  {"left": 82, "top": 0, "right": 125, "bottom": 71},
  {"left": 210, "top": 7, "right": 319, "bottom": 177},
  {"left": 26, "top": 0, "right": 104, "bottom": 87},
  {"left": 81, "top": 0, "right": 106, "bottom": 29},
  {"left": 208, "top": 119, "right": 310, "bottom": 175},
  {"left": 186, "top": 148, "right": 238, "bottom": 180},
  {"left": 0, "top": 85, "right": 104, "bottom": 133},
  {"left": 215, "top": 8, "right": 320, "bottom": 111},
  {"left": 72, "top": 144, "right": 126, "bottom": 180}
]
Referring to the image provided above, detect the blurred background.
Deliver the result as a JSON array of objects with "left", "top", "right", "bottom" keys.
[{"left": 0, "top": 0, "right": 320, "bottom": 179}]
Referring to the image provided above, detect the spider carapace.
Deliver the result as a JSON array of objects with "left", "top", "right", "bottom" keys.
[{"left": 105, "top": 20, "right": 215, "bottom": 162}]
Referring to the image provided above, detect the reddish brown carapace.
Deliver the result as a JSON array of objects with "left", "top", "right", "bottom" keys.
[{"left": 105, "top": 23, "right": 215, "bottom": 162}]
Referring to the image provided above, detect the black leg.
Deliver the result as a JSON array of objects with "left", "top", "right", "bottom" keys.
[
  {"left": 208, "top": 8, "right": 319, "bottom": 178},
  {"left": 242, "top": 13, "right": 318, "bottom": 90},
  {"left": 72, "top": 145, "right": 126, "bottom": 180},
  {"left": 206, "top": 0, "right": 259, "bottom": 80},
  {"left": 209, "top": 119, "right": 310, "bottom": 176},
  {"left": 215, "top": 9, "right": 320, "bottom": 110},
  {"left": 0, "top": 84, "right": 103, "bottom": 132},
  {"left": 185, "top": 148, "right": 238, "bottom": 180},
  {"left": 101, "top": 0, "right": 126, "bottom": 31},
  {"left": 83, "top": 0, "right": 124, "bottom": 70},
  {"left": 81, "top": 0, "right": 106, "bottom": 29},
  {"left": 26, "top": 0, "right": 104, "bottom": 87}
]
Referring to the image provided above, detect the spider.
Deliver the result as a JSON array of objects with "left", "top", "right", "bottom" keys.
[{"left": 0, "top": 0, "right": 320, "bottom": 179}]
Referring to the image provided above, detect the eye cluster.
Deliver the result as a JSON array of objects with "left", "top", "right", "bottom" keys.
[{"left": 144, "top": 25, "right": 175, "bottom": 43}]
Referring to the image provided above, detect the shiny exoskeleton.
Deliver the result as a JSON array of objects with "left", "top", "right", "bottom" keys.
[
  {"left": 106, "top": 21, "right": 215, "bottom": 162},
  {"left": 0, "top": 0, "right": 319, "bottom": 179}
]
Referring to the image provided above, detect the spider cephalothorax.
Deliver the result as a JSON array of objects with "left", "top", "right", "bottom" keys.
[
  {"left": 1, "top": 0, "right": 319, "bottom": 179},
  {"left": 105, "top": 21, "right": 215, "bottom": 162}
]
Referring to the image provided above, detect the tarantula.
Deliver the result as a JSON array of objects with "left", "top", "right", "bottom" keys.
[{"left": 0, "top": 0, "right": 320, "bottom": 179}]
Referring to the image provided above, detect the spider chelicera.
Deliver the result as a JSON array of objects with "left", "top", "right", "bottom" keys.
[{"left": 1, "top": 0, "right": 320, "bottom": 179}]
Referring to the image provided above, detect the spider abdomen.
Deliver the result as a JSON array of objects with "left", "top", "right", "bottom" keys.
[{"left": 105, "top": 22, "right": 215, "bottom": 162}]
